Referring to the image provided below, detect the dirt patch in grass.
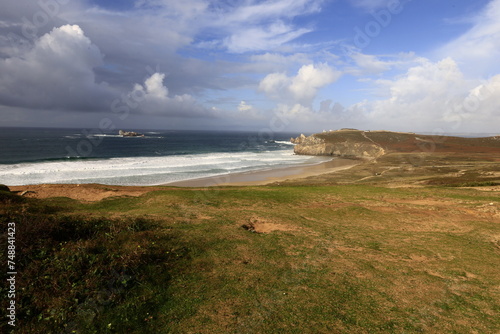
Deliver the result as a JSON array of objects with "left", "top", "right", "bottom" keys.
[
  {"left": 10, "top": 183, "right": 168, "bottom": 202},
  {"left": 385, "top": 198, "right": 459, "bottom": 206},
  {"left": 241, "top": 217, "right": 297, "bottom": 234}
]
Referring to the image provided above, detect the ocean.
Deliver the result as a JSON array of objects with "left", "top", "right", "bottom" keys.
[{"left": 0, "top": 128, "right": 327, "bottom": 186}]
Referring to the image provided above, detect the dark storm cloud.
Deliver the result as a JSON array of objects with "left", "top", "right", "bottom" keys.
[
  {"left": 0, "top": 24, "right": 117, "bottom": 111},
  {"left": 0, "top": 1, "right": 258, "bottom": 117}
]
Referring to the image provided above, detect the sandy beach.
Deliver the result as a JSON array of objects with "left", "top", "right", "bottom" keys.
[
  {"left": 166, "top": 157, "right": 360, "bottom": 187},
  {"left": 9, "top": 158, "right": 360, "bottom": 201}
]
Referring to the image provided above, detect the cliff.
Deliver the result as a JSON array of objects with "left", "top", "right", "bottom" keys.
[
  {"left": 291, "top": 130, "right": 385, "bottom": 159},
  {"left": 291, "top": 129, "right": 500, "bottom": 159}
]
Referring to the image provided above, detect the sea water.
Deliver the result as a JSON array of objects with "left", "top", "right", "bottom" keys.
[{"left": 0, "top": 128, "right": 325, "bottom": 186}]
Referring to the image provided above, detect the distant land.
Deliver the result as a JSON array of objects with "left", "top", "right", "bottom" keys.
[
  {"left": 292, "top": 129, "right": 500, "bottom": 159},
  {"left": 286, "top": 129, "right": 500, "bottom": 188}
]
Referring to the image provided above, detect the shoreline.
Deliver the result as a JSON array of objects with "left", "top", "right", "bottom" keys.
[
  {"left": 165, "top": 158, "right": 360, "bottom": 187},
  {"left": 9, "top": 158, "right": 361, "bottom": 201}
]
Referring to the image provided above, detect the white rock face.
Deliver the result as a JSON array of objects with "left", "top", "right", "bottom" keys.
[{"left": 291, "top": 132, "right": 385, "bottom": 159}]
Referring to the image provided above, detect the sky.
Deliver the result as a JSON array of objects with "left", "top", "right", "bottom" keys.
[{"left": 0, "top": 0, "right": 499, "bottom": 133}]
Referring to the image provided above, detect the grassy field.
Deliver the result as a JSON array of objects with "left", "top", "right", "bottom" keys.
[{"left": 1, "top": 170, "right": 499, "bottom": 333}]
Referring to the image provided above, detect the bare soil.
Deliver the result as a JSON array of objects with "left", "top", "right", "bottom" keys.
[{"left": 9, "top": 183, "right": 165, "bottom": 202}]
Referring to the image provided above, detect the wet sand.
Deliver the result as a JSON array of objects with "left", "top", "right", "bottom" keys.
[{"left": 166, "top": 158, "right": 360, "bottom": 187}]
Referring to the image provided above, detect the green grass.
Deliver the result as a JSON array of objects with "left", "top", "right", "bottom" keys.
[
  {"left": 452, "top": 181, "right": 500, "bottom": 187},
  {"left": 1, "top": 183, "right": 499, "bottom": 333}
]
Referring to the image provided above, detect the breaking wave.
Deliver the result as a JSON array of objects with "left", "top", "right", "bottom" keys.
[{"left": 0, "top": 150, "right": 323, "bottom": 186}]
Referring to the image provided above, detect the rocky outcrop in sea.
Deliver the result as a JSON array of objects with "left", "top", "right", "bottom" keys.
[{"left": 119, "top": 130, "right": 144, "bottom": 137}]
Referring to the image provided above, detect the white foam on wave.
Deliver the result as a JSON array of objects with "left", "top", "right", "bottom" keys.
[
  {"left": 275, "top": 140, "right": 295, "bottom": 146},
  {"left": 0, "top": 149, "right": 321, "bottom": 186},
  {"left": 91, "top": 134, "right": 164, "bottom": 139},
  {"left": 92, "top": 134, "right": 123, "bottom": 138}
]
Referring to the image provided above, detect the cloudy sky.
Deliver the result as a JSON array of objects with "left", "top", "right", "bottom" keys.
[{"left": 1, "top": 0, "right": 499, "bottom": 133}]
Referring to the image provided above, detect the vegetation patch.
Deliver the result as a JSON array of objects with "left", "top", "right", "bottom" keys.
[{"left": 0, "top": 197, "right": 186, "bottom": 333}]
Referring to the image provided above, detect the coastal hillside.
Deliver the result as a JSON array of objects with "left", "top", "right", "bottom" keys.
[
  {"left": 2, "top": 178, "right": 499, "bottom": 333},
  {"left": 292, "top": 129, "right": 500, "bottom": 159}
]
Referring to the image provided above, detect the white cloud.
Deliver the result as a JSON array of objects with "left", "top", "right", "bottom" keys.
[
  {"left": 60, "top": 1, "right": 198, "bottom": 64},
  {"left": 143, "top": 73, "right": 169, "bottom": 98},
  {"left": 250, "top": 52, "right": 311, "bottom": 66},
  {"left": 240, "top": 52, "right": 313, "bottom": 74},
  {"left": 135, "top": 0, "right": 208, "bottom": 17},
  {"left": 131, "top": 0, "right": 324, "bottom": 54},
  {"left": 212, "top": 0, "right": 324, "bottom": 53},
  {"left": 438, "top": 0, "right": 500, "bottom": 77},
  {"left": 267, "top": 56, "right": 500, "bottom": 133},
  {"left": 376, "top": 58, "right": 467, "bottom": 102},
  {"left": 231, "top": 100, "right": 266, "bottom": 121},
  {"left": 237, "top": 101, "right": 253, "bottom": 112},
  {"left": 347, "top": 53, "right": 391, "bottom": 75},
  {"left": 217, "top": 0, "right": 323, "bottom": 24},
  {"left": 354, "top": 57, "right": 500, "bottom": 132},
  {"left": 269, "top": 101, "right": 368, "bottom": 133},
  {"left": 223, "top": 21, "right": 312, "bottom": 53},
  {"left": 319, "top": 100, "right": 346, "bottom": 115},
  {"left": 341, "top": 50, "right": 422, "bottom": 77},
  {"left": 453, "top": 74, "right": 500, "bottom": 128},
  {"left": 259, "top": 63, "right": 341, "bottom": 105},
  {"left": 369, "top": 58, "right": 467, "bottom": 123},
  {"left": 276, "top": 103, "right": 313, "bottom": 118},
  {"left": 290, "top": 64, "right": 341, "bottom": 102},
  {"left": 129, "top": 72, "right": 208, "bottom": 117},
  {"left": 259, "top": 72, "right": 290, "bottom": 100},
  {"left": 0, "top": 24, "right": 115, "bottom": 111},
  {"left": 0, "top": 23, "right": 215, "bottom": 119}
]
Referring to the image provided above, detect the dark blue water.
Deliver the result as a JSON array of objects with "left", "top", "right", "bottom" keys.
[
  {"left": 0, "top": 128, "right": 301, "bottom": 164},
  {"left": 0, "top": 128, "right": 323, "bottom": 186}
]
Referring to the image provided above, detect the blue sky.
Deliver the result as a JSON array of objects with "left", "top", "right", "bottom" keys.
[{"left": 1, "top": 0, "right": 499, "bottom": 133}]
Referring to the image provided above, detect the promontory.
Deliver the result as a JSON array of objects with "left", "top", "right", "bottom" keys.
[{"left": 291, "top": 129, "right": 500, "bottom": 160}]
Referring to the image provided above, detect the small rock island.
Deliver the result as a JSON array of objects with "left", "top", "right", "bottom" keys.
[{"left": 119, "top": 130, "right": 144, "bottom": 137}]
